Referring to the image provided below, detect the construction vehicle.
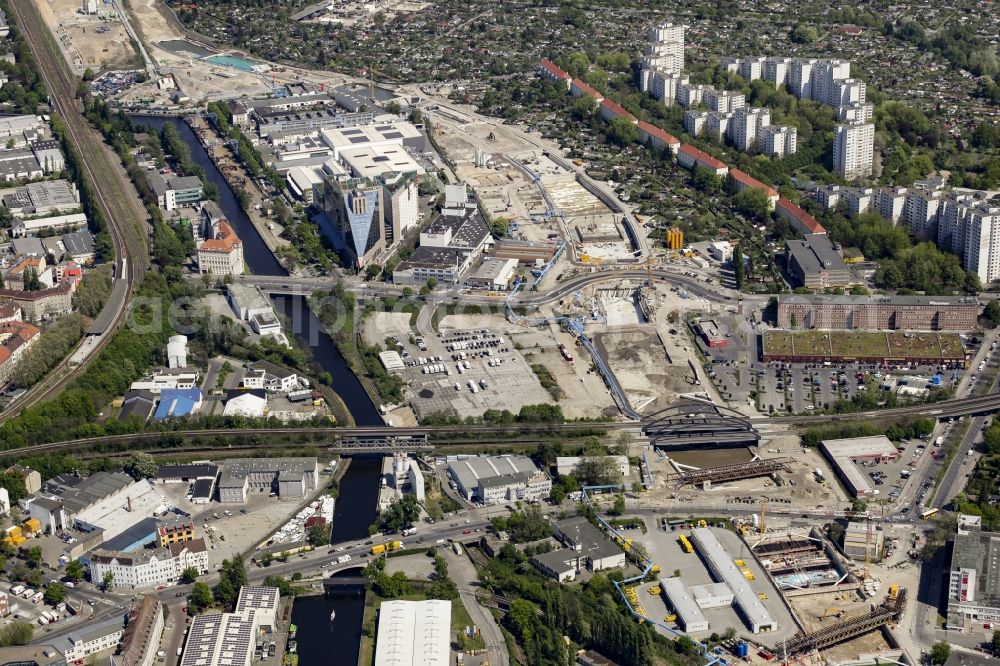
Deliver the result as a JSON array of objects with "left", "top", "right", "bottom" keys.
[
  {"left": 697, "top": 519, "right": 708, "bottom": 528},
  {"left": 888, "top": 584, "right": 899, "bottom": 599},
  {"left": 820, "top": 608, "right": 846, "bottom": 621},
  {"left": 758, "top": 593, "right": 768, "bottom": 600},
  {"left": 678, "top": 534, "right": 693, "bottom": 553},
  {"left": 650, "top": 565, "right": 661, "bottom": 575},
  {"left": 648, "top": 586, "right": 661, "bottom": 595},
  {"left": 734, "top": 559, "right": 745, "bottom": 567},
  {"left": 741, "top": 568, "right": 755, "bottom": 581},
  {"left": 665, "top": 614, "right": 677, "bottom": 622}
]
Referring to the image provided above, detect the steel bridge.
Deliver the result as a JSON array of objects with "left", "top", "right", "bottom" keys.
[
  {"left": 668, "top": 457, "right": 795, "bottom": 487},
  {"left": 643, "top": 399, "right": 760, "bottom": 449},
  {"left": 330, "top": 436, "right": 432, "bottom": 453},
  {"left": 780, "top": 588, "right": 906, "bottom": 656}
]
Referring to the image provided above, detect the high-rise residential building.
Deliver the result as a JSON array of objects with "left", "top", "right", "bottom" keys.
[
  {"left": 646, "top": 23, "right": 685, "bottom": 72},
  {"left": 812, "top": 59, "right": 852, "bottom": 108},
  {"left": 842, "top": 187, "right": 874, "bottom": 218},
  {"left": 788, "top": 58, "right": 818, "bottom": 99},
  {"left": 937, "top": 193, "right": 975, "bottom": 255},
  {"left": 737, "top": 56, "right": 766, "bottom": 81},
  {"left": 704, "top": 88, "right": 745, "bottom": 113},
  {"left": 839, "top": 102, "right": 875, "bottom": 123},
  {"left": 729, "top": 107, "right": 770, "bottom": 152},
  {"left": 763, "top": 57, "right": 791, "bottom": 87},
  {"left": 964, "top": 206, "right": 1000, "bottom": 284},
  {"left": 706, "top": 112, "right": 733, "bottom": 142},
  {"left": 676, "top": 83, "right": 707, "bottom": 108},
  {"left": 875, "top": 186, "right": 908, "bottom": 224},
  {"left": 903, "top": 188, "right": 942, "bottom": 241},
  {"left": 833, "top": 122, "right": 874, "bottom": 180},
  {"left": 640, "top": 23, "right": 686, "bottom": 104},
  {"left": 760, "top": 125, "right": 797, "bottom": 157},
  {"left": 683, "top": 110, "right": 708, "bottom": 137}
]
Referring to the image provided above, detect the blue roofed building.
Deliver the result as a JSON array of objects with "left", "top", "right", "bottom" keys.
[{"left": 153, "top": 388, "right": 203, "bottom": 421}]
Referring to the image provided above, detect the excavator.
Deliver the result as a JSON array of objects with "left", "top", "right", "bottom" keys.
[{"left": 819, "top": 608, "right": 846, "bottom": 621}]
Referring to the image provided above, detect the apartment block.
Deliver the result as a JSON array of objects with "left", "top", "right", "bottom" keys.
[
  {"left": 904, "top": 188, "right": 941, "bottom": 241},
  {"left": 833, "top": 122, "right": 874, "bottom": 180},
  {"left": 760, "top": 125, "right": 797, "bottom": 157},
  {"left": 704, "top": 88, "right": 745, "bottom": 114},
  {"left": 729, "top": 107, "right": 770, "bottom": 152},
  {"left": 875, "top": 187, "right": 908, "bottom": 224}
]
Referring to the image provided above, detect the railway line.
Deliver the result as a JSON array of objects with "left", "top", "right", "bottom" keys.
[{"left": 1, "top": 0, "right": 150, "bottom": 422}]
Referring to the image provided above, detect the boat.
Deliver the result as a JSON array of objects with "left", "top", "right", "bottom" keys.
[{"left": 330, "top": 610, "right": 336, "bottom": 622}]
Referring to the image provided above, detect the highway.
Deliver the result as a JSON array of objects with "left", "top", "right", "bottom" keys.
[{"left": 3, "top": 0, "right": 150, "bottom": 422}]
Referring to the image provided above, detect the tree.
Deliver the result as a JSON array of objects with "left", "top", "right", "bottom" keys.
[
  {"left": 123, "top": 452, "right": 158, "bottom": 480},
  {"left": 992, "top": 628, "right": 1000, "bottom": 655},
  {"left": 22, "top": 266, "right": 43, "bottom": 291},
  {"left": 608, "top": 493, "right": 626, "bottom": 516},
  {"left": 377, "top": 495, "right": 420, "bottom": 533},
  {"left": 606, "top": 117, "right": 638, "bottom": 146},
  {"left": 64, "top": 559, "right": 84, "bottom": 582},
  {"left": 262, "top": 575, "right": 294, "bottom": 597},
  {"left": 733, "top": 188, "right": 771, "bottom": 222},
  {"left": 307, "top": 523, "right": 330, "bottom": 547},
  {"left": 180, "top": 567, "right": 200, "bottom": 584},
  {"left": 930, "top": 641, "right": 951, "bottom": 665},
  {"left": 0, "top": 621, "right": 33, "bottom": 647},
  {"left": 984, "top": 300, "right": 1000, "bottom": 328},
  {"left": 190, "top": 582, "right": 213, "bottom": 611},
  {"left": 425, "top": 277, "right": 438, "bottom": 291},
  {"left": 103, "top": 571, "right": 115, "bottom": 590},
  {"left": 790, "top": 23, "right": 819, "bottom": 43},
  {"left": 43, "top": 583, "right": 66, "bottom": 605},
  {"left": 26, "top": 546, "right": 42, "bottom": 568},
  {"left": 575, "top": 457, "right": 620, "bottom": 486},
  {"left": 733, "top": 243, "right": 745, "bottom": 290}
]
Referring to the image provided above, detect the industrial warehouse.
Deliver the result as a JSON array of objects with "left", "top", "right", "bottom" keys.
[{"left": 820, "top": 436, "right": 900, "bottom": 498}]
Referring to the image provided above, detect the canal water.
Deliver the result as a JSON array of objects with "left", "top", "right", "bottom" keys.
[{"left": 132, "top": 115, "right": 382, "bottom": 662}]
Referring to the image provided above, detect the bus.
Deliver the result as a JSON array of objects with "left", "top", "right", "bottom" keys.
[{"left": 921, "top": 508, "right": 940, "bottom": 520}]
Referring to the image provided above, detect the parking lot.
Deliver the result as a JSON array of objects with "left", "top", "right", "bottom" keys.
[{"left": 392, "top": 327, "right": 552, "bottom": 419}]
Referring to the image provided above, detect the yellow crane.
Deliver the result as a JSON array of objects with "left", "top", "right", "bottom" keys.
[{"left": 759, "top": 497, "right": 767, "bottom": 535}]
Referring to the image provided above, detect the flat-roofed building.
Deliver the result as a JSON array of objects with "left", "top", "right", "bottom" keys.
[
  {"left": 820, "top": 436, "right": 899, "bottom": 497},
  {"left": 55, "top": 616, "right": 125, "bottom": 662},
  {"left": 690, "top": 528, "right": 776, "bottom": 633},
  {"left": 552, "top": 517, "right": 625, "bottom": 571},
  {"left": 660, "top": 577, "right": 709, "bottom": 633},
  {"left": 447, "top": 455, "right": 551, "bottom": 505},
  {"left": 374, "top": 600, "right": 450, "bottom": 666},
  {"left": 784, "top": 234, "right": 853, "bottom": 289},
  {"left": 531, "top": 549, "right": 580, "bottom": 582},
  {"left": 775, "top": 294, "right": 981, "bottom": 331},
  {"left": 180, "top": 586, "right": 280, "bottom": 666},
  {"left": 947, "top": 517, "right": 1000, "bottom": 626},
  {"left": 218, "top": 458, "right": 318, "bottom": 503}
]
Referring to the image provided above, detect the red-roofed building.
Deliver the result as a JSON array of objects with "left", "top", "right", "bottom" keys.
[
  {"left": 197, "top": 221, "right": 244, "bottom": 276},
  {"left": 538, "top": 59, "right": 572, "bottom": 90},
  {"left": 676, "top": 144, "right": 729, "bottom": 177},
  {"left": 776, "top": 197, "right": 827, "bottom": 235},
  {"left": 598, "top": 98, "right": 637, "bottom": 124},
  {"left": 729, "top": 169, "right": 779, "bottom": 210},
  {"left": 0, "top": 303, "right": 21, "bottom": 324},
  {"left": 0, "top": 319, "right": 40, "bottom": 384},
  {"left": 637, "top": 121, "right": 680, "bottom": 155},
  {"left": 570, "top": 79, "right": 604, "bottom": 103}
]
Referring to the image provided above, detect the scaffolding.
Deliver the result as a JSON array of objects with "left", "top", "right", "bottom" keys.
[{"left": 668, "top": 458, "right": 795, "bottom": 487}]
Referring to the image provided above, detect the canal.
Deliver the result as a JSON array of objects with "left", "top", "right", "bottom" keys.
[{"left": 132, "top": 116, "right": 381, "bottom": 663}]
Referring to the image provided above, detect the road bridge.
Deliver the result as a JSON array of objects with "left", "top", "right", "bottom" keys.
[{"left": 643, "top": 400, "right": 760, "bottom": 449}]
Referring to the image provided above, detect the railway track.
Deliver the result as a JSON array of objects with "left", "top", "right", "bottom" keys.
[
  {"left": 0, "top": 422, "right": 623, "bottom": 458},
  {"left": 1, "top": 0, "right": 150, "bottom": 421}
]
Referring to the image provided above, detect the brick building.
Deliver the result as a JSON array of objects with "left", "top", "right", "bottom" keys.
[{"left": 776, "top": 294, "right": 981, "bottom": 331}]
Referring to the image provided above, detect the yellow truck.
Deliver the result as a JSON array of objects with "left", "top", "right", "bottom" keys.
[
  {"left": 678, "top": 534, "right": 693, "bottom": 553},
  {"left": 370, "top": 541, "right": 403, "bottom": 556}
]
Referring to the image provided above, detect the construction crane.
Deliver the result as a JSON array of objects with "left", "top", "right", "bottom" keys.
[{"left": 759, "top": 497, "right": 767, "bottom": 535}]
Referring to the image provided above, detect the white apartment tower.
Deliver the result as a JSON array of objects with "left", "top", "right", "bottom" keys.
[
  {"left": 964, "top": 207, "right": 1000, "bottom": 284},
  {"left": 833, "top": 122, "right": 874, "bottom": 180},
  {"left": 764, "top": 57, "right": 791, "bottom": 87},
  {"left": 875, "top": 187, "right": 908, "bottom": 224},
  {"left": 904, "top": 189, "right": 941, "bottom": 241},
  {"left": 647, "top": 23, "right": 685, "bottom": 72},
  {"left": 788, "top": 59, "right": 818, "bottom": 99},
  {"left": 760, "top": 125, "right": 797, "bottom": 157},
  {"left": 704, "top": 88, "right": 745, "bottom": 113},
  {"left": 812, "top": 59, "right": 852, "bottom": 108},
  {"left": 729, "top": 107, "right": 771, "bottom": 152},
  {"left": 684, "top": 110, "right": 708, "bottom": 137},
  {"left": 738, "top": 57, "right": 766, "bottom": 81}
]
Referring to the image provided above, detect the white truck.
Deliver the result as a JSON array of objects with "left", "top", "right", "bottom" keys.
[
  {"left": 336, "top": 554, "right": 351, "bottom": 564},
  {"left": 402, "top": 528, "right": 417, "bottom": 537}
]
